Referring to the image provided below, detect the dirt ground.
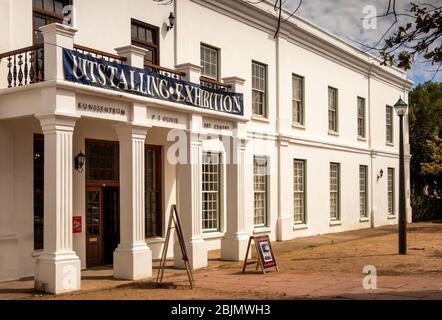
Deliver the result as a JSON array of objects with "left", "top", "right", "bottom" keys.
[{"left": 17, "top": 222, "right": 442, "bottom": 300}]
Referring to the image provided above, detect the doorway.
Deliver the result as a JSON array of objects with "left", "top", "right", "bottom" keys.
[
  {"left": 86, "top": 186, "right": 120, "bottom": 267},
  {"left": 85, "top": 139, "right": 120, "bottom": 267}
]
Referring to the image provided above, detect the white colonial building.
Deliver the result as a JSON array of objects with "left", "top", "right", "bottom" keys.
[{"left": 0, "top": 0, "right": 412, "bottom": 293}]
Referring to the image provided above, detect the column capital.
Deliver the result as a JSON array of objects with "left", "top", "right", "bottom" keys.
[
  {"left": 37, "top": 113, "right": 79, "bottom": 134},
  {"left": 40, "top": 23, "right": 78, "bottom": 40},
  {"left": 114, "top": 123, "right": 151, "bottom": 141}
]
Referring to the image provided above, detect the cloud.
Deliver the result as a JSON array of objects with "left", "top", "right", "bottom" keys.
[{"left": 280, "top": 0, "right": 441, "bottom": 84}]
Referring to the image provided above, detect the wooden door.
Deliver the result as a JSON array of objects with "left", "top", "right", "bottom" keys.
[{"left": 86, "top": 187, "right": 103, "bottom": 267}]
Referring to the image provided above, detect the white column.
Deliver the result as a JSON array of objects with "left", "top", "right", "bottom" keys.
[
  {"left": 277, "top": 137, "right": 293, "bottom": 240},
  {"left": 175, "top": 130, "right": 207, "bottom": 269},
  {"left": 221, "top": 135, "right": 250, "bottom": 260},
  {"left": 40, "top": 23, "right": 77, "bottom": 81},
  {"left": 34, "top": 114, "right": 81, "bottom": 294},
  {"left": 113, "top": 124, "right": 152, "bottom": 280}
]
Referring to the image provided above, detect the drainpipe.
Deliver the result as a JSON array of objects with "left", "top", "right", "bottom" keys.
[{"left": 368, "top": 63, "right": 375, "bottom": 228}]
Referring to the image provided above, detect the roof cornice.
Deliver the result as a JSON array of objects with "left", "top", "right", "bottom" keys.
[{"left": 192, "top": 0, "right": 412, "bottom": 90}]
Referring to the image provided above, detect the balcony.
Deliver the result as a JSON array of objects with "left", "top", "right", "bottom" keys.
[
  {"left": 1, "top": 46, "right": 235, "bottom": 92},
  {"left": 0, "top": 23, "right": 244, "bottom": 119}
]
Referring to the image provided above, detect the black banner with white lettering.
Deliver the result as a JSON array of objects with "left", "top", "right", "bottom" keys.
[{"left": 63, "top": 49, "right": 243, "bottom": 116}]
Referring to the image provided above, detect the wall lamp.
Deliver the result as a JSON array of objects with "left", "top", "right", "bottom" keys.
[
  {"left": 377, "top": 169, "right": 384, "bottom": 182},
  {"left": 75, "top": 151, "right": 85, "bottom": 173},
  {"left": 167, "top": 12, "right": 175, "bottom": 31}
]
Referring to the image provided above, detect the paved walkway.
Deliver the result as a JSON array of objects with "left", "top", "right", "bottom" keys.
[
  {"left": 1, "top": 223, "right": 441, "bottom": 300},
  {"left": 168, "top": 269, "right": 442, "bottom": 300}
]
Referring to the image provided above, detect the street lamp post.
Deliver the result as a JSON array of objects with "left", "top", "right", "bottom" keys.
[{"left": 394, "top": 97, "right": 408, "bottom": 255}]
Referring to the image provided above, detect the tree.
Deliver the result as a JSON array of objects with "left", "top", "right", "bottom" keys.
[
  {"left": 421, "top": 136, "right": 442, "bottom": 196},
  {"left": 409, "top": 82, "right": 442, "bottom": 220}
]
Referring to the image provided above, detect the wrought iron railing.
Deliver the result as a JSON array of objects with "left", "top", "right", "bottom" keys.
[
  {"left": 200, "top": 76, "right": 231, "bottom": 91},
  {"left": 73, "top": 44, "right": 127, "bottom": 64},
  {"left": 0, "top": 44, "right": 44, "bottom": 88},
  {"left": 144, "top": 61, "right": 185, "bottom": 80}
]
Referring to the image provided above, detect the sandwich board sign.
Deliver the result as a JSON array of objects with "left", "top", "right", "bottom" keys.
[{"left": 242, "top": 235, "right": 278, "bottom": 274}]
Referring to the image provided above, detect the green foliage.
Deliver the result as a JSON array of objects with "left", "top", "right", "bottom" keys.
[
  {"left": 409, "top": 82, "right": 442, "bottom": 220},
  {"left": 380, "top": 2, "right": 442, "bottom": 73}
]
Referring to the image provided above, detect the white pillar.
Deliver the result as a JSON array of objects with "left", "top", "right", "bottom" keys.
[
  {"left": 40, "top": 23, "right": 77, "bottom": 81},
  {"left": 115, "top": 45, "right": 147, "bottom": 69},
  {"left": 175, "top": 63, "right": 202, "bottom": 83},
  {"left": 113, "top": 124, "right": 152, "bottom": 280},
  {"left": 277, "top": 137, "right": 293, "bottom": 240},
  {"left": 221, "top": 135, "right": 250, "bottom": 260},
  {"left": 175, "top": 130, "right": 207, "bottom": 269},
  {"left": 34, "top": 114, "right": 81, "bottom": 294}
]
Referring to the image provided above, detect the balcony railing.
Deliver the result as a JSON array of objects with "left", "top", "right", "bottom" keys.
[
  {"left": 73, "top": 44, "right": 127, "bottom": 64},
  {"left": 0, "top": 44, "right": 44, "bottom": 88},
  {"left": 144, "top": 61, "right": 185, "bottom": 80},
  {"left": 200, "top": 76, "right": 231, "bottom": 91}
]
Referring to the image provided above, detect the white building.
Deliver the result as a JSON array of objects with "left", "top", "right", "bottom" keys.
[{"left": 0, "top": 0, "right": 412, "bottom": 293}]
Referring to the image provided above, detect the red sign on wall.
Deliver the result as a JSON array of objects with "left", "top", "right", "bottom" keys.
[{"left": 73, "top": 216, "right": 82, "bottom": 233}]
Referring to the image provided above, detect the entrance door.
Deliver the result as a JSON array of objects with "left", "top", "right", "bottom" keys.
[
  {"left": 103, "top": 187, "right": 120, "bottom": 265},
  {"left": 86, "top": 186, "right": 120, "bottom": 267},
  {"left": 86, "top": 187, "right": 102, "bottom": 267}
]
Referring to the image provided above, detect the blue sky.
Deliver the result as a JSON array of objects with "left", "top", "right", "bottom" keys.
[{"left": 281, "top": 0, "right": 442, "bottom": 85}]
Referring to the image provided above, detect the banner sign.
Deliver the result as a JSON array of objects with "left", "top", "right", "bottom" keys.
[{"left": 63, "top": 49, "right": 244, "bottom": 116}]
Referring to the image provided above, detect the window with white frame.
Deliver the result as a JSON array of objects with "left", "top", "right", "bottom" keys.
[
  {"left": 386, "top": 105, "right": 394, "bottom": 143},
  {"left": 359, "top": 165, "right": 368, "bottom": 218},
  {"left": 292, "top": 75, "right": 304, "bottom": 125},
  {"left": 357, "top": 97, "right": 366, "bottom": 138},
  {"left": 388, "top": 168, "right": 395, "bottom": 215},
  {"left": 254, "top": 156, "right": 268, "bottom": 227},
  {"left": 200, "top": 44, "right": 219, "bottom": 80},
  {"left": 252, "top": 61, "right": 267, "bottom": 117},
  {"left": 293, "top": 159, "right": 306, "bottom": 224},
  {"left": 330, "top": 163, "right": 340, "bottom": 220},
  {"left": 202, "top": 152, "right": 221, "bottom": 232},
  {"left": 328, "top": 87, "right": 338, "bottom": 133}
]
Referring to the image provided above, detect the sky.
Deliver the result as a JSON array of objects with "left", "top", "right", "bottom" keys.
[{"left": 280, "top": 0, "right": 442, "bottom": 85}]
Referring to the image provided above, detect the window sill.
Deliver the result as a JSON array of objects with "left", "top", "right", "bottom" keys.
[
  {"left": 329, "top": 220, "right": 342, "bottom": 226},
  {"left": 202, "top": 231, "right": 225, "bottom": 239},
  {"left": 293, "top": 223, "right": 308, "bottom": 230},
  {"left": 387, "top": 214, "right": 396, "bottom": 220},
  {"left": 252, "top": 115, "right": 270, "bottom": 123},
  {"left": 253, "top": 227, "right": 271, "bottom": 234},
  {"left": 357, "top": 136, "right": 367, "bottom": 142},
  {"left": 328, "top": 130, "right": 339, "bottom": 136},
  {"left": 292, "top": 123, "right": 305, "bottom": 130},
  {"left": 359, "top": 217, "right": 370, "bottom": 223},
  {"left": 32, "top": 250, "right": 43, "bottom": 258},
  {"left": 386, "top": 142, "right": 394, "bottom": 147}
]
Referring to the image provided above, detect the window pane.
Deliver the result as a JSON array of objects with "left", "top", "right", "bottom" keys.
[
  {"left": 388, "top": 168, "right": 395, "bottom": 215},
  {"left": 252, "top": 62, "right": 267, "bottom": 117},
  {"left": 43, "top": 0, "right": 54, "bottom": 11},
  {"left": 359, "top": 165, "right": 367, "bottom": 218},
  {"left": 328, "top": 87, "right": 338, "bottom": 132},
  {"left": 292, "top": 75, "right": 304, "bottom": 125},
  {"left": 202, "top": 152, "right": 221, "bottom": 232},
  {"left": 330, "top": 163, "right": 340, "bottom": 220},
  {"left": 358, "top": 97, "right": 366, "bottom": 138},
  {"left": 33, "top": 0, "right": 44, "bottom": 9},
  {"left": 294, "top": 160, "right": 305, "bottom": 223},
  {"left": 54, "top": 1, "right": 64, "bottom": 14},
  {"left": 254, "top": 156, "right": 268, "bottom": 226},
  {"left": 200, "top": 45, "right": 218, "bottom": 79}
]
